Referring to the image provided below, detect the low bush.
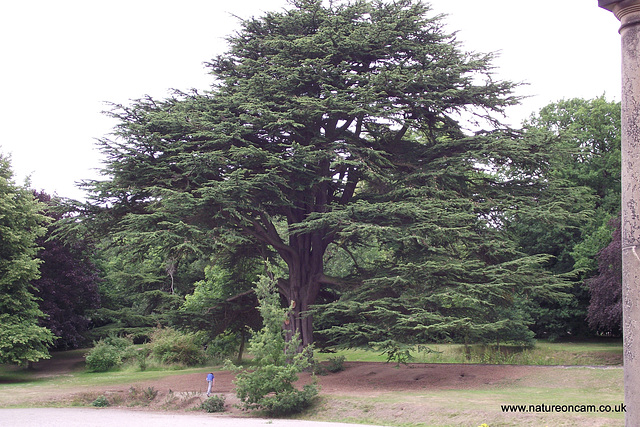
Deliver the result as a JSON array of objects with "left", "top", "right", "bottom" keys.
[
  {"left": 85, "top": 341, "right": 123, "bottom": 372},
  {"left": 201, "top": 395, "right": 226, "bottom": 412},
  {"left": 85, "top": 335, "right": 136, "bottom": 372},
  {"left": 205, "top": 330, "right": 239, "bottom": 363},
  {"left": 326, "top": 355, "right": 346, "bottom": 373},
  {"left": 311, "top": 355, "right": 344, "bottom": 376},
  {"left": 102, "top": 335, "right": 134, "bottom": 350},
  {"left": 127, "top": 386, "right": 158, "bottom": 406},
  {"left": 91, "top": 395, "right": 110, "bottom": 407},
  {"left": 148, "top": 327, "right": 205, "bottom": 366}
]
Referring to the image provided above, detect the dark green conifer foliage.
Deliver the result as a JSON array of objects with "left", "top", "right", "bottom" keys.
[
  {"left": 0, "top": 153, "right": 55, "bottom": 365},
  {"left": 85, "top": 0, "right": 566, "bottom": 347}
]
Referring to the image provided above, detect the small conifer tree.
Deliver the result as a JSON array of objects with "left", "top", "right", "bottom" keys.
[{"left": 227, "top": 273, "right": 318, "bottom": 415}]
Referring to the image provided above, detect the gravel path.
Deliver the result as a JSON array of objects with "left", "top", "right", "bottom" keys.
[{"left": 0, "top": 408, "right": 385, "bottom": 427}]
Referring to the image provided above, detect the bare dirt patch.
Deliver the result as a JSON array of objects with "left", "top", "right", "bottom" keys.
[
  {"left": 9, "top": 358, "right": 530, "bottom": 402},
  {"left": 6, "top": 356, "right": 540, "bottom": 411},
  {"left": 26, "top": 355, "right": 542, "bottom": 396}
]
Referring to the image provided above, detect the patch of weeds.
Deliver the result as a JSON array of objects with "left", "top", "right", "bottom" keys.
[
  {"left": 360, "top": 403, "right": 374, "bottom": 413},
  {"left": 91, "top": 395, "right": 110, "bottom": 407},
  {"left": 179, "top": 391, "right": 206, "bottom": 411},
  {"left": 311, "top": 354, "right": 346, "bottom": 376},
  {"left": 71, "top": 392, "right": 101, "bottom": 407},
  {"left": 160, "top": 389, "right": 183, "bottom": 410},
  {"left": 160, "top": 390, "right": 203, "bottom": 411},
  {"left": 127, "top": 386, "right": 158, "bottom": 406},
  {"left": 181, "top": 391, "right": 200, "bottom": 401},
  {"left": 311, "top": 360, "right": 329, "bottom": 376},
  {"left": 143, "top": 386, "right": 158, "bottom": 400},
  {"left": 326, "top": 355, "right": 346, "bottom": 373},
  {"left": 374, "top": 341, "right": 414, "bottom": 366},
  {"left": 109, "top": 393, "right": 124, "bottom": 406},
  {"left": 201, "top": 394, "right": 226, "bottom": 412}
]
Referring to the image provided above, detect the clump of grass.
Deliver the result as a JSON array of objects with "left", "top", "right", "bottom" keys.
[
  {"left": 327, "top": 355, "right": 346, "bottom": 372},
  {"left": 311, "top": 355, "right": 346, "bottom": 376}
]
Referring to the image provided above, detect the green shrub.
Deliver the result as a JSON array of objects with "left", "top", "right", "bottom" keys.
[
  {"left": 258, "top": 383, "right": 318, "bottom": 415},
  {"left": 375, "top": 340, "right": 414, "bottom": 366},
  {"left": 85, "top": 335, "right": 136, "bottom": 372},
  {"left": 143, "top": 386, "right": 158, "bottom": 400},
  {"left": 205, "top": 330, "right": 239, "bottom": 362},
  {"left": 85, "top": 342, "right": 123, "bottom": 372},
  {"left": 201, "top": 395, "right": 226, "bottom": 413},
  {"left": 148, "top": 327, "right": 205, "bottom": 366},
  {"left": 127, "top": 386, "right": 159, "bottom": 406},
  {"left": 327, "top": 355, "right": 346, "bottom": 372},
  {"left": 310, "top": 355, "right": 344, "bottom": 376},
  {"left": 91, "top": 395, "right": 110, "bottom": 407},
  {"left": 311, "top": 360, "right": 328, "bottom": 376},
  {"left": 102, "top": 335, "right": 134, "bottom": 350}
]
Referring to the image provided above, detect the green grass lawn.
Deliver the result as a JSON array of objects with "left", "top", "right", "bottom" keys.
[{"left": 315, "top": 338, "right": 623, "bottom": 366}]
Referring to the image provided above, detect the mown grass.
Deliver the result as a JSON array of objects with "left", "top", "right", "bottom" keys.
[
  {"left": 0, "top": 365, "right": 205, "bottom": 390},
  {"left": 315, "top": 339, "right": 623, "bottom": 366}
]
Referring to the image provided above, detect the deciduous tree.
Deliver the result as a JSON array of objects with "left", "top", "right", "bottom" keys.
[
  {"left": 0, "top": 154, "right": 54, "bottom": 365},
  {"left": 587, "top": 215, "right": 622, "bottom": 335},
  {"left": 512, "top": 97, "right": 621, "bottom": 338},
  {"left": 31, "top": 192, "right": 101, "bottom": 349}
]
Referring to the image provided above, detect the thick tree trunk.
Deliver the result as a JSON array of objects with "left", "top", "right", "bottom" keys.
[
  {"left": 285, "top": 301, "right": 315, "bottom": 350},
  {"left": 280, "top": 254, "right": 323, "bottom": 350},
  {"left": 237, "top": 327, "right": 246, "bottom": 363}
]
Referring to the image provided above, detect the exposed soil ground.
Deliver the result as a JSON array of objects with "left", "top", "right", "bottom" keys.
[
  {"left": 26, "top": 353, "right": 539, "bottom": 394},
  {"left": 2, "top": 354, "right": 541, "bottom": 410}
]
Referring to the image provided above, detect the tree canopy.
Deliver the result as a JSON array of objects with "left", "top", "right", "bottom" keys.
[
  {"left": 31, "top": 192, "right": 101, "bottom": 349},
  {"left": 0, "top": 153, "right": 55, "bottom": 365},
  {"left": 509, "top": 97, "right": 621, "bottom": 338},
  {"left": 83, "top": 0, "right": 570, "bottom": 348},
  {"left": 587, "top": 214, "right": 622, "bottom": 335}
]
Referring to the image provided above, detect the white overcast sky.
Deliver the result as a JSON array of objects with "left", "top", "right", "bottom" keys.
[{"left": 0, "top": 0, "right": 623, "bottom": 200}]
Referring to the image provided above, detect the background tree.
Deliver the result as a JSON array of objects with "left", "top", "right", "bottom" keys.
[
  {"left": 587, "top": 215, "right": 622, "bottom": 335},
  {"left": 87, "top": 241, "right": 204, "bottom": 343},
  {"left": 517, "top": 97, "right": 620, "bottom": 274},
  {"left": 31, "top": 191, "right": 101, "bottom": 349},
  {"left": 83, "top": 0, "right": 568, "bottom": 348},
  {"left": 0, "top": 153, "right": 55, "bottom": 365},
  {"left": 176, "top": 245, "right": 264, "bottom": 361},
  {"left": 511, "top": 97, "right": 621, "bottom": 338}
]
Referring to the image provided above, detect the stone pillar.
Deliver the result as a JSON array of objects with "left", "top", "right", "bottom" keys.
[{"left": 599, "top": 1, "right": 640, "bottom": 425}]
